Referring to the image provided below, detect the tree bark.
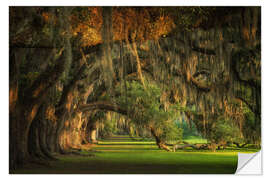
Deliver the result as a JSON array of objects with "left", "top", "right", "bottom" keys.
[
  {"left": 10, "top": 47, "right": 69, "bottom": 170},
  {"left": 88, "top": 120, "right": 98, "bottom": 143},
  {"left": 79, "top": 101, "right": 127, "bottom": 115},
  {"left": 150, "top": 127, "right": 172, "bottom": 152}
]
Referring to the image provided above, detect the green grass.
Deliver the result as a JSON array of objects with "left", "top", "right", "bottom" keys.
[
  {"left": 12, "top": 136, "right": 260, "bottom": 174},
  {"left": 183, "top": 136, "right": 208, "bottom": 144}
]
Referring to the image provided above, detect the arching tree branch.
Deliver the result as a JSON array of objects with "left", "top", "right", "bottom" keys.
[
  {"left": 24, "top": 48, "right": 66, "bottom": 103},
  {"left": 79, "top": 101, "right": 127, "bottom": 115}
]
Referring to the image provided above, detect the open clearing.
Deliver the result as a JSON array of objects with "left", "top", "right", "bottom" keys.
[{"left": 13, "top": 136, "right": 259, "bottom": 174}]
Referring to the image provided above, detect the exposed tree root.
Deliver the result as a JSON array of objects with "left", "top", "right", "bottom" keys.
[
  {"left": 173, "top": 143, "right": 213, "bottom": 152},
  {"left": 158, "top": 143, "right": 173, "bottom": 152},
  {"left": 28, "top": 158, "right": 52, "bottom": 167},
  {"left": 233, "top": 142, "right": 248, "bottom": 148}
]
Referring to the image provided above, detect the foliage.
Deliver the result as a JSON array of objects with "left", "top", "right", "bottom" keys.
[
  {"left": 180, "top": 120, "right": 201, "bottom": 138},
  {"left": 99, "top": 119, "right": 116, "bottom": 138},
  {"left": 116, "top": 81, "right": 183, "bottom": 142},
  {"left": 210, "top": 117, "right": 242, "bottom": 144},
  {"left": 242, "top": 106, "right": 260, "bottom": 144},
  {"left": 98, "top": 112, "right": 127, "bottom": 138},
  {"left": 163, "top": 7, "right": 214, "bottom": 31},
  {"left": 158, "top": 121, "right": 183, "bottom": 143}
]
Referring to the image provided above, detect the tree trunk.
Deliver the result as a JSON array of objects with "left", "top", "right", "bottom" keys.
[
  {"left": 39, "top": 118, "right": 57, "bottom": 160},
  {"left": 10, "top": 107, "right": 32, "bottom": 170},
  {"left": 150, "top": 127, "right": 172, "bottom": 152},
  {"left": 209, "top": 142, "right": 217, "bottom": 152},
  {"left": 35, "top": 104, "right": 56, "bottom": 160},
  {"left": 90, "top": 129, "right": 97, "bottom": 143},
  {"left": 88, "top": 120, "right": 98, "bottom": 143},
  {"left": 80, "top": 118, "right": 89, "bottom": 144},
  {"left": 46, "top": 120, "right": 57, "bottom": 153},
  {"left": 28, "top": 116, "right": 46, "bottom": 159}
]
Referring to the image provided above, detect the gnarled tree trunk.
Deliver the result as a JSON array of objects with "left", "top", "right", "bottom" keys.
[{"left": 150, "top": 127, "right": 172, "bottom": 152}]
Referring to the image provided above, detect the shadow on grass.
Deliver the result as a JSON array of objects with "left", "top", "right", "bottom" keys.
[
  {"left": 12, "top": 137, "right": 259, "bottom": 174},
  {"left": 13, "top": 151, "right": 238, "bottom": 174}
]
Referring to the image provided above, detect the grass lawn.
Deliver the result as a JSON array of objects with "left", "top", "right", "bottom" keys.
[{"left": 13, "top": 136, "right": 260, "bottom": 174}]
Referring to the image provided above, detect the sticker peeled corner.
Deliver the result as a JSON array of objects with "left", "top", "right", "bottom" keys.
[{"left": 235, "top": 151, "right": 262, "bottom": 175}]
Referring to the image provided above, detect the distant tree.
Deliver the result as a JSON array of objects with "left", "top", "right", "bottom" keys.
[
  {"left": 115, "top": 81, "right": 183, "bottom": 151},
  {"left": 209, "top": 117, "right": 242, "bottom": 146}
]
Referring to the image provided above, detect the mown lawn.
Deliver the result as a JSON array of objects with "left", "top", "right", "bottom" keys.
[{"left": 13, "top": 136, "right": 260, "bottom": 174}]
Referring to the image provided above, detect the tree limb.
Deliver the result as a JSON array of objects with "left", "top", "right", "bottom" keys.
[
  {"left": 24, "top": 48, "right": 66, "bottom": 103},
  {"left": 79, "top": 101, "right": 128, "bottom": 115}
]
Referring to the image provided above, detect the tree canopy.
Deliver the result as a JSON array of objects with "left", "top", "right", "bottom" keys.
[{"left": 9, "top": 6, "right": 261, "bottom": 170}]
